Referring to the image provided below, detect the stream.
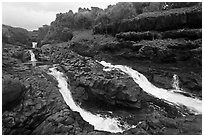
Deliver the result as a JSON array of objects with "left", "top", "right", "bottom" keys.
[
  {"left": 98, "top": 61, "right": 202, "bottom": 115},
  {"left": 28, "top": 42, "right": 202, "bottom": 133}
]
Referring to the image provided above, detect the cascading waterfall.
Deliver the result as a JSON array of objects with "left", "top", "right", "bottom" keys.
[
  {"left": 48, "top": 67, "right": 135, "bottom": 133},
  {"left": 98, "top": 61, "right": 202, "bottom": 115},
  {"left": 29, "top": 42, "right": 38, "bottom": 66},
  {"left": 171, "top": 74, "right": 190, "bottom": 95},
  {"left": 172, "top": 74, "right": 180, "bottom": 90},
  {"left": 29, "top": 50, "right": 37, "bottom": 62},
  {"left": 32, "top": 42, "right": 37, "bottom": 49}
]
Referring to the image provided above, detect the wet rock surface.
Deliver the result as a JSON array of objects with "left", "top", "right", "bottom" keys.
[
  {"left": 2, "top": 77, "right": 26, "bottom": 110},
  {"left": 2, "top": 40, "right": 202, "bottom": 134},
  {"left": 2, "top": 68, "right": 96, "bottom": 135},
  {"left": 2, "top": 5, "right": 202, "bottom": 135},
  {"left": 48, "top": 46, "right": 143, "bottom": 109},
  {"left": 47, "top": 43, "right": 201, "bottom": 134},
  {"left": 2, "top": 42, "right": 98, "bottom": 135}
]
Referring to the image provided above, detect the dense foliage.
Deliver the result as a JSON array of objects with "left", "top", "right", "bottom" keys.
[
  {"left": 2, "top": 24, "right": 31, "bottom": 46},
  {"left": 37, "top": 2, "right": 201, "bottom": 44}
]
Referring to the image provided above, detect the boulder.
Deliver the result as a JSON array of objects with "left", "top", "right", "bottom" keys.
[
  {"left": 41, "top": 44, "right": 51, "bottom": 54},
  {"left": 61, "top": 60, "right": 143, "bottom": 108},
  {"left": 2, "top": 77, "right": 26, "bottom": 109}
]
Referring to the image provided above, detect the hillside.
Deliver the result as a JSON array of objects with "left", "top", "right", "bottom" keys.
[{"left": 2, "top": 24, "right": 32, "bottom": 46}]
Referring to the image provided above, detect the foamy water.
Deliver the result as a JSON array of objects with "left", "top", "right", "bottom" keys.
[
  {"left": 32, "top": 42, "right": 37, "bottom": 49},
  {"left": 98, "top": 61, "right": 202, "bottom": 115},
  {"left": 48, "top": 67, "right": 134, "bottom": 133},
  {"left": 29, "top": 50, "right": 37, "bottom": 62}
]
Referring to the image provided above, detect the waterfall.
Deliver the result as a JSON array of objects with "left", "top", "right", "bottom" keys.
[
  {"left": 172, "top": 74, "right": 180, "bottom": 90},
  {"left": 48, "top": 67, "right": 135, "bottom": 133},
  {"left": 32, "top": 42, "right": 37, "bottom": 49},
  {"left": 98, "top": 61, "right": 202, "bottom": 115},
  {"left": 29, "top": 50, "right": 37, "bottom": 62}
]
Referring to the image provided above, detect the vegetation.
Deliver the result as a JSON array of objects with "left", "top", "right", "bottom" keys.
[
  {"left": 36, "top": 2, "right": 201, "bottom": 44},
  {"left": 2, "top": 24, "right": 31, "bottom": 46}
]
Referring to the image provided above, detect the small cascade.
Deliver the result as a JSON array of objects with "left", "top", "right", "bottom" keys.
[
  {"left": 172, "top": 74, "right": 180, "bottom": 90},
  {"left": 29, "top": 50, "right": 37, "bottom": 62},
  {"left": 32, "top": 42, "right": 37, "bottom": 49},
  {"left": 98, "top": 61, "right": 202, "bottom": 115},
  {"left": 48, "top": 67, "right": 135, "bottom": 133}
]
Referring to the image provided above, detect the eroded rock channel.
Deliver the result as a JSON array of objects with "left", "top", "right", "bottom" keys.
[{"left": 2, "top": 3, "right": 202, "bottom": 135}]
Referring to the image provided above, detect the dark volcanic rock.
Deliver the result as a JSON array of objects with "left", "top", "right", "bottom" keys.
[
  {"left": 47, "top": 44, "right": 143, "bottom": 108},
  {"left": 2, "top": 43, "right": 36, "bottom": 63},
  {"left": 70, "top": 42, "right": 96, "bottom": 57},
  {"left": 3, "top": 44, "right": 25, "bottom": 59},
  {"left": 116, "top": 31, "right": 160, "bottom": 41},
  {"left": 60, "top": 58, "right": 143, "bottom": 109},
  {"left": 97, "top": 38, "right": 201, "bottom": 65},
  {"left": 145, "top": 111, "right": 201, "bottom": 135},
  {"left": 99, "top": 41, "right": 139, "bottom": 53},
  {"left": 2, "top": 67, "right": 97, "bottom": 135},
  {"left": 116, "top": 29, "right": 202, "bottom": 42},
  {"left": 161, "top": 29, "right": 202, "bottom": 40},
  {"left": 2, "top": 77, "right": 26, "bottom": 110}
]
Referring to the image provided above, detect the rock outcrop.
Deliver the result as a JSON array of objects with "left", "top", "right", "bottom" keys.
[
  {"left": 2, "top": 67, "right": 96, "bottom": 135},
  {"left": 2, "top": 43, "right": 32, "bottom": 64},
  {"left": 116, "top": 29, "right": 202, "bottom": 41},
  {"left": 2, "top": 77, "right": 26, "bottom": 110},
  {"left": 97, "top": 38, "right": 201, "bottom": 66},
  {"left": 49, "top": 45, "right": 143, "bottom": 108}
]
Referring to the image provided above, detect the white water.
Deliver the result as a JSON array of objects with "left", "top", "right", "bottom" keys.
[
  {"left": 29, "top": 50, "right": 37, "bottom": 62},
  {"left": 171, "top": 74, "right": 190, "bottom": 95},
  {"left": 98, "top": 61, "right": 202, "bottom": 115},
  {"left": 172, "top": 74, "right": 180, "bottom": 90},
  {"left": 32, "top": 42, "right": 37, "bottom": 49},
  {"left": 48, "top": 67, "right": 134, "bottom": 133}
]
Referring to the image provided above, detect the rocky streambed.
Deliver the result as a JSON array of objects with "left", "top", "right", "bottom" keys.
[
  {"left": 2, "top": 41, "right": 202, "bottom": 134},
  {"left": 2, "top": 5, "right": 202, "bottom": 135}
]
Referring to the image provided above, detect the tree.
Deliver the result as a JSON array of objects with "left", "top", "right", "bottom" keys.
[
  {"left": 59, "top": 27, "right": 73, "bottom": 41},
  {"left": 75, "top": 11, "right": 93, "bottom": 29},
  {"left": 106, "top": 2, "right": 137, "bottom": 23},
  {"left": 37, "top": 25, "right": 50, "bottom": 42},
  {"left": 132, "top": 2, "right": 150, "bottom": 14},
  {"left": 95, "top": 12, "right": 111, "bottom": 34},
  {"left": 142, "top": 2, "right": 164, "bottom": 13}
]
